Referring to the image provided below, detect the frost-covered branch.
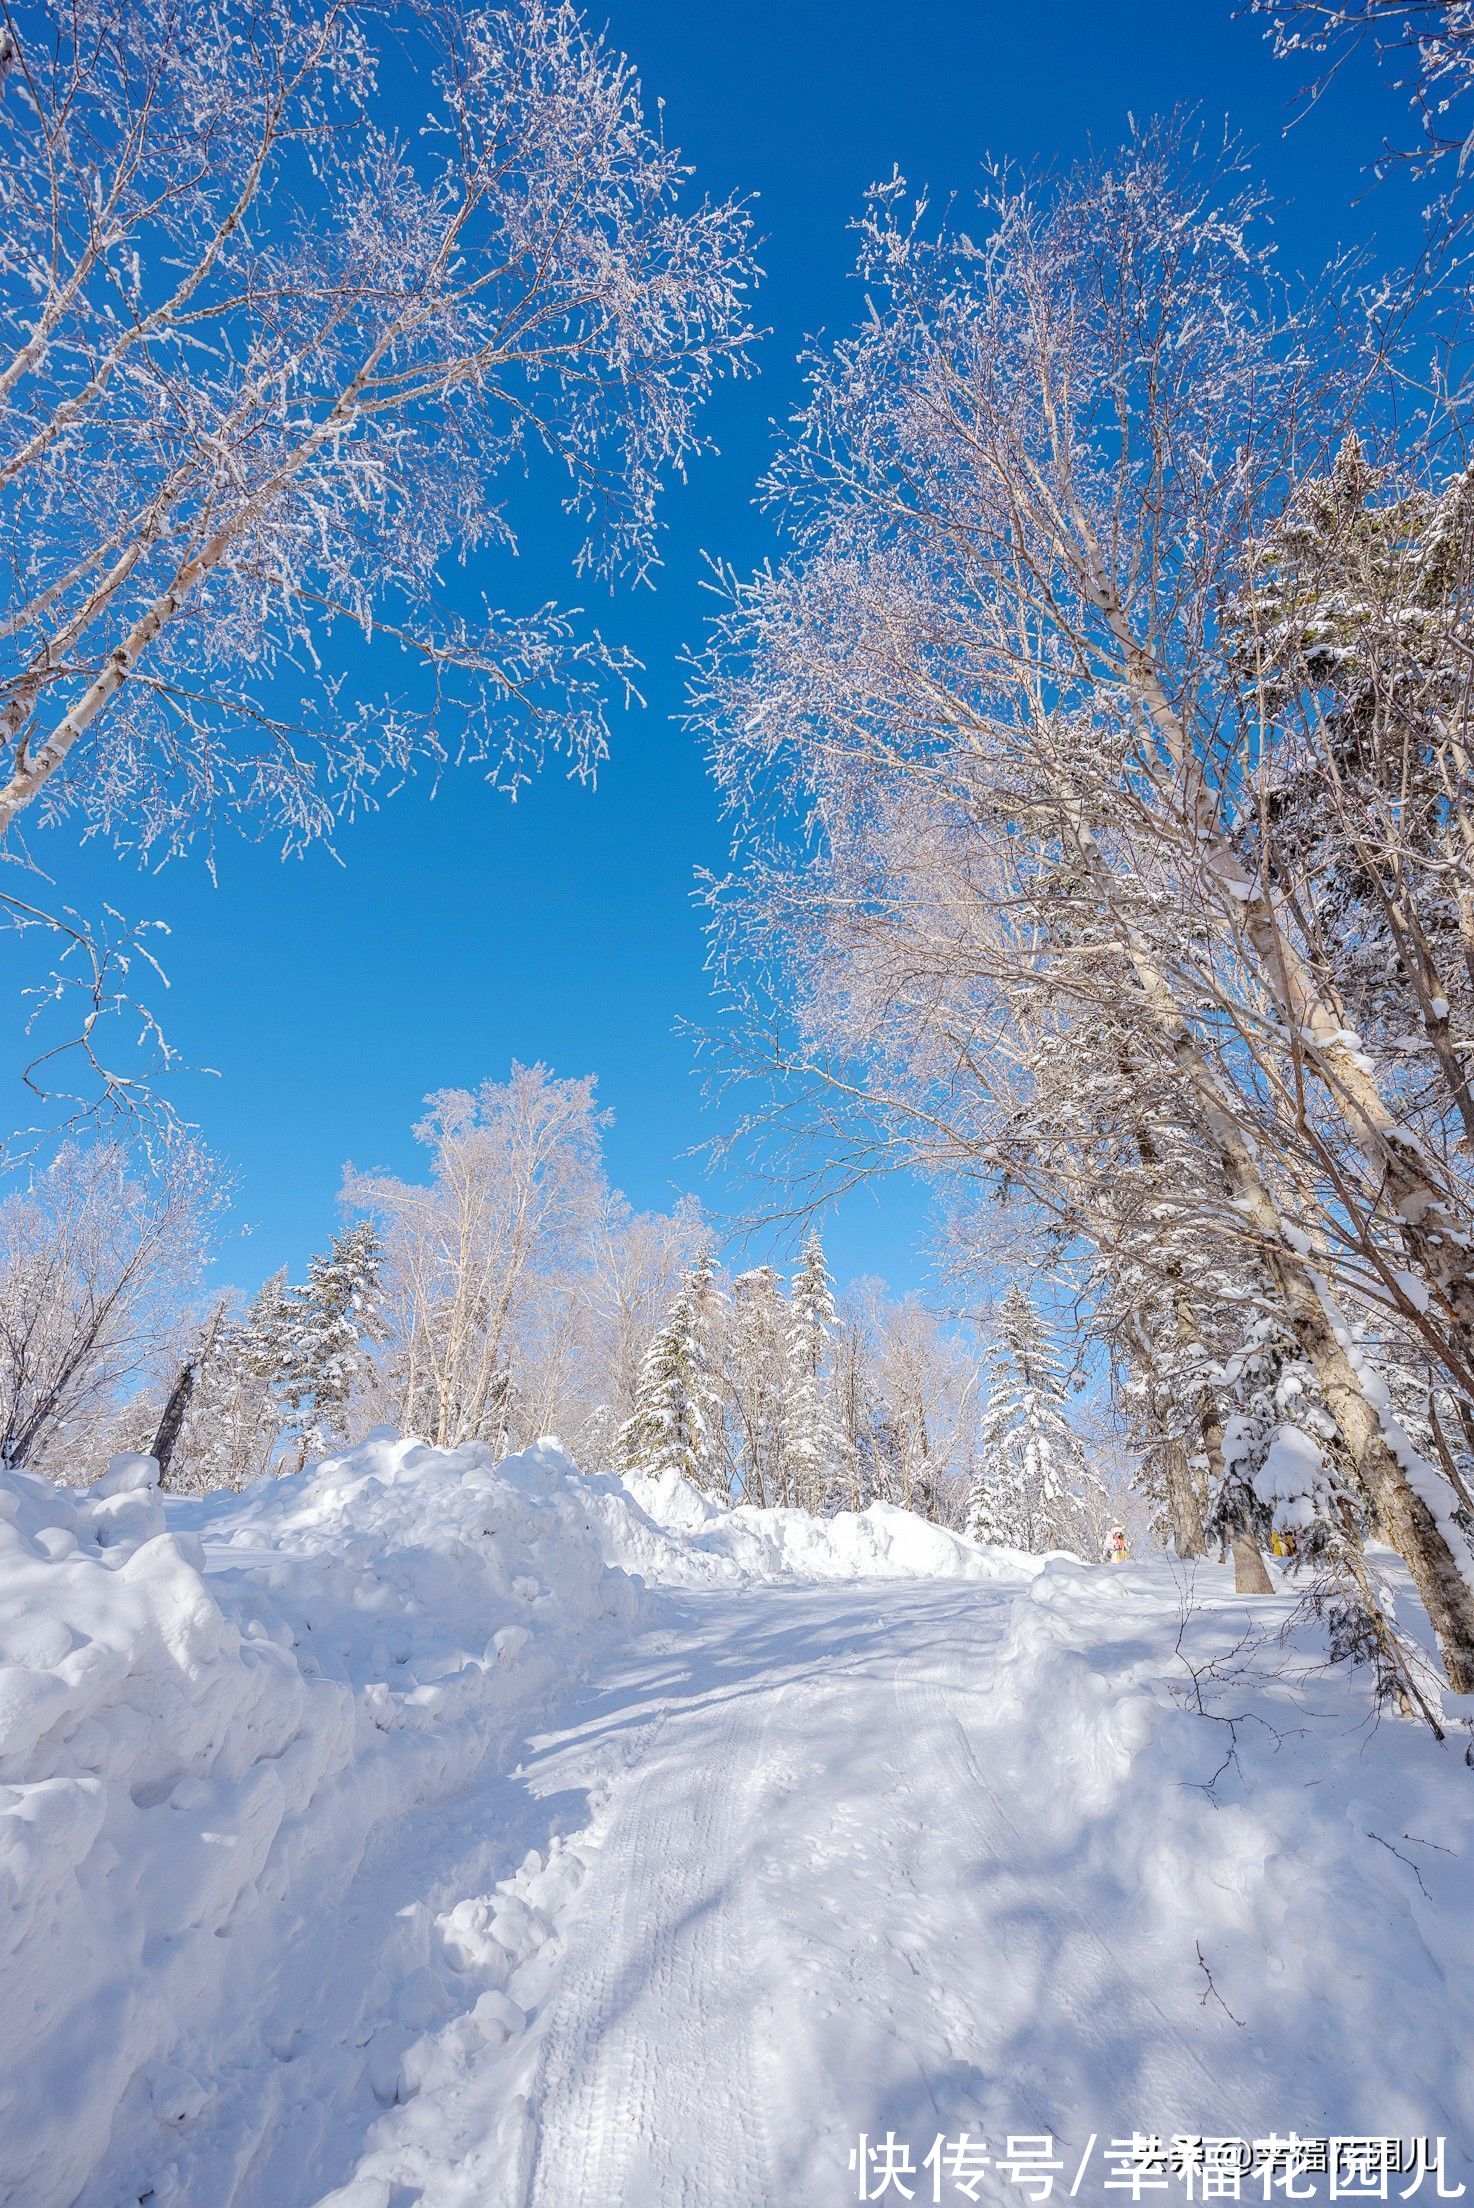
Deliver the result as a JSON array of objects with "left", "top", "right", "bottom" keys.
[{"left": 0, "top": 0, "right": 757, "bottom": 857}]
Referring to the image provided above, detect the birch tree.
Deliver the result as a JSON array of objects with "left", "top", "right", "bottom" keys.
[
  {"left": 0, "top": 1136, "right": 215, "bottom": 1466},
  {"left": 723, "top": 1264, "right": 788, "bottom": 1506},
  {"left": 0, "top": 0, "right": 756, "bottom": 858},
  {"left": 1251, "top": 1, "right": 1474, "bottom": 172},
  {"left": 698, "top": 126, "right": 1474, "bottom": 1688},
  {"left": 572, "top": 1191, "right": 707, "bottom": 1453},
  {"left": 346, "top": 1063, "right": 605, "bottom": 1450}
]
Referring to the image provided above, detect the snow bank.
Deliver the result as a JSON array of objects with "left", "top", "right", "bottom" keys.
[
  {"left": 611, "top": 1465, "right": 1042, "bottom": 1584},
  {"left": 973, "top": 1554, "right": 1474, "bottom": 2159},
  {"left": 0, "top": 1434, "right": 645, "bottom": 2208}
]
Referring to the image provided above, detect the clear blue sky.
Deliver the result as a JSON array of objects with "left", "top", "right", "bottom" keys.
[{"left": 15, "top": 0, "right": 1422, "bottom": 1301}]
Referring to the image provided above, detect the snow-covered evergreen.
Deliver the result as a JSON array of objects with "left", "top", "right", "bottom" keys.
[
  {"left": 779, "top": 1231, "right": 843, "bottom": 1511},
  {"left": 617, "top": 1252, "right": 726, "bottom": 1493},
  {"left": 281, "top": 1222, "right": 385, "bottom": 1466},
  {"left": 972, "top": 1285, "right": 1100, "bottom": 1553},
  {"left": 1209, "top": 1314, "right": 1363, "bottom": 1565}
]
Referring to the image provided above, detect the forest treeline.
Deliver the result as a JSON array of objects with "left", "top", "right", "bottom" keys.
[{"left": 0, "top": 1065, "right": 1122, "bottom": 1558}]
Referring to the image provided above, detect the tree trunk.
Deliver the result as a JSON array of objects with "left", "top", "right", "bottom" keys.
[
  {"left": 152, "top": 1300, "right": 226, "bottom": 1489},
  {"left": 1162, "top": 1439, "right": 1208, "bottom": 1560},
  {"left": 1091, "top": 577, "right": 1474, "bottom": 1374},
  {"left": 1230, "top": 1532, "right": 1276, "bottom": 1595},
  {"left": 1207, "top": 1064, "right": 1474, "bottom": 1684},
  {"left": 1124, "top": 1100, "right": 1210, "bottom": 1559}
]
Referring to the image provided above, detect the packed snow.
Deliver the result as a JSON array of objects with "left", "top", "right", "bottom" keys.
[{"left": 1, "top": 1436, "right": 1471, "bottom": 2206}]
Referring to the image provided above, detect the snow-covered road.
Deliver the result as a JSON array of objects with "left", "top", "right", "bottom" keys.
[
  {"left": 517, "top": 1580, "right": 1077, "bottom": 2207},
  {"left": 317, "top": 1570, "right": 1474, "bottom": 2208}
]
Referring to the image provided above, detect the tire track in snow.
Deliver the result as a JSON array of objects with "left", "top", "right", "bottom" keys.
[{"left": 521, "top": 1675, "right": 781, "bottom": 2208}]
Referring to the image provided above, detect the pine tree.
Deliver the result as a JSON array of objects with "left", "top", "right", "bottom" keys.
[
  {"left": 617, "top": 1251, "right": 725, "bottom": 1492},
  {"left": 976, "top": 1285, "right": 1101, "bottom": 1553},
  {"left": 282, "top": 1222, "right": 385, "bottom": 1465},
  {"left": 779, "top": 1231, "right": 843, "bottom": 1511},
  {"left": 1209, "top": 1313, "right": 1360, "bottom": 1567},
  {"left": 964, "top": 1456, "right": 1017, "bottom": 1547}
]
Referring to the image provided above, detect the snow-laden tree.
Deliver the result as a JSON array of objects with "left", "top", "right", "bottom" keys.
[
  {"left": 0, "top": 1137, "right": 216, "bottom": 1468},
  {"left": 219, "top": 1268, "right": 297, "bottom": 1476},
  {"left": 164, "top": 1266, "right": 296, "bottom": 1491},
  {"left": 280, "top": 1221, "right": 384, "bottom": 1466},
  {"left": 972, "top": 1287, "right": 1099, "bottom": 1554},
  {"left": 617, "top": 1250, "right": 725, "bottom": 1493},
  {"left": 1209, "top": 1317, "right": 1350, "bottom": 1561},
  {"left": 723, "top": 1265, "right": 789, "bottom": 1506},
  {"left": 339, "top": 1066, "right": 717, "bottom": 1464},
  {"left": 347, "top": 1066, "right": 606, "bottom": 1451},
  {"left": 531, "top": 1191, "right": 708, "bottom": 1467},
  {"left": 147, "top": 1298, "right": 229, "bottom": 1488},
  {"left": 778, "top": 1230, "right": 844, "bottom": 1510},
  {"left": 830, "top": 1308, "right": 901, "bottom": 1511},
  {"left": 1228, "top": 437, "right": 1474, "bottom": 1153},
  {"left": 963, "top": 1455, "right": 1017, "bottom": 1548},
  {"left": 858, "top": 1287, "right": 977, "bottom": 1521},
  {"left": 1363, "top": 1313, "right": 1474, "bottom": 1520},
  {"left": 696, "top": 125, "right": 1474, "bottom": 1690},
  {"left": 1211, "top": 1305, "right": 1446, "bottom": 1723},
  {"left": 0, "top": 0, "right": 757, "bottom": 858},
  {"left": 1251, "top": 1, "right": 1474, "bottom": 174}
]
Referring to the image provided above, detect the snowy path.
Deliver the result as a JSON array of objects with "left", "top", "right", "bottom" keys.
[
  {"left": 62, "top": 1555, "right": 1474, "bottom": 2208},
  {"left": 325, "top": 1577, "right": 1302, "bottom": 2208}
]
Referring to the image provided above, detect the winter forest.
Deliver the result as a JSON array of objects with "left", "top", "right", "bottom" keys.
[{"left": 7, "top": 3, "right": 1474, "bottom": 2205}]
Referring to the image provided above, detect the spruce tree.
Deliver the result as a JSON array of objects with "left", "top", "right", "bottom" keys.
[
  {"left": 282, "top": 1222, "right": 385, "bottom": 1465},
  {"left": 779, "top": 1230, "right": 843, "bottom": 1511},
  {"left": 963, "top": 1459, "right": 1017, "bottom": 1548},
  {"left": 1209, "top": 1313, "right": 1360, "bottom": 1568},
  {"left": 618, "top": 1251, "right": 724, "bottom": 1492},
  {"left": 977, "top": 1284, "right": 1100, "bottom": 1553}
]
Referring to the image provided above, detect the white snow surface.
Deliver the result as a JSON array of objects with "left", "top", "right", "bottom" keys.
[
  {"left": 0, "top": 1435, "right": 644, "bottom": 2208},
  {"left": 2, "top": 1436, "right": 1473, "bottom": 2206},
  {"left": 615, "top": 1465, "right": 1046, "bottom": 1583}
]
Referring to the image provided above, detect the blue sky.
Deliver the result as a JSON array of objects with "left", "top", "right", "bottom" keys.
[{"left": 14, "top": 0, "right": 1423, "bottom": 1303}]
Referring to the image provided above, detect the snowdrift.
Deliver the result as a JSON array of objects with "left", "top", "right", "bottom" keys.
[
  {"left": 610, "top": 1464, "right": 1042, "bottom": 1584},
  {"left": 0, "top": 1434, "right": 646, "bottom": 2208},
  {"left": 5, "top": 1433, "right": 1474, "bottom": 2203}
]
